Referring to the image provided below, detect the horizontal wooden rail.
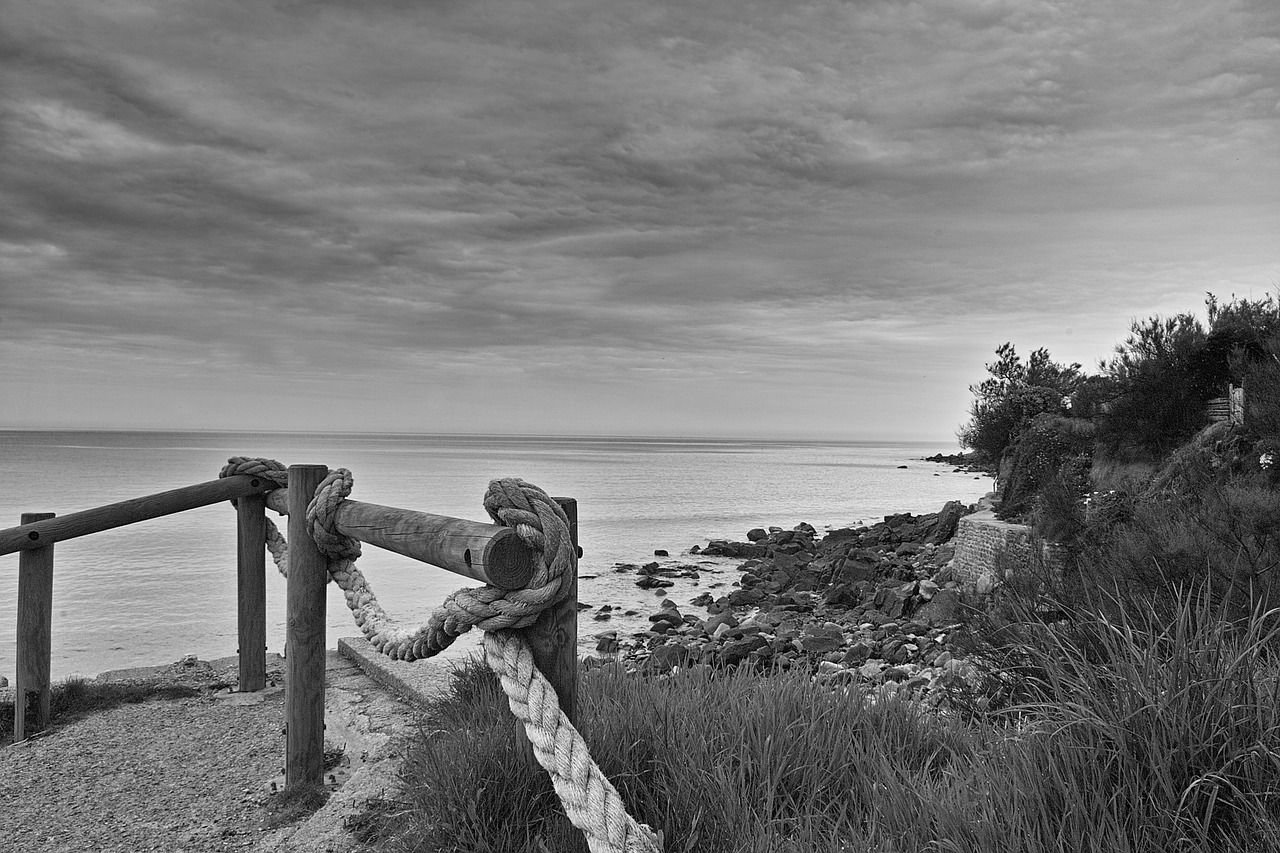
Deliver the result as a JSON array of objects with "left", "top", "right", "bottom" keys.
[
  {"left": 264, "top": 489, "right": 534, "bottom": 588},
  {"left": 0, "top": 475, "right": 278, "bottom": 557}
]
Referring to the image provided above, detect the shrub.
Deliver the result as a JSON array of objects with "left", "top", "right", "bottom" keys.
[
  {"left": 996, "top": 414, "right": 1094, "bottom": 522},
  {"left": 959, "top": 343, "right": 1082, "bottom": 462},
  {"left": 1241, "top": 331, "right": 1280, "bottom": 441},
  {"left": 1068, "top": 457, "right": 1280, "bottom": 624},
  {"left": 1096, "top": 312, "right": 1213, "bottom": 462}
]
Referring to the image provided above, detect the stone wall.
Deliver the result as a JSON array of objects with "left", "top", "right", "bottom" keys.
[
  {"left": 951, "top": 510, "right": 1034, "bottom": 591},
  {"left": 951, "top": 509, "right": 1072, "bottom": 592}
]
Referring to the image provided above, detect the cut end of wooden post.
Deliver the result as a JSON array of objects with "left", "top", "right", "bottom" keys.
[{"left": 484, "top": 530, "right": 537, "bottom": 589}]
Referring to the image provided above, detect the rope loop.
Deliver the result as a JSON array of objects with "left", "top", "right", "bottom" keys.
[
  {"left": 306, "top": 469, "right": 362, "bottom": 561},
  {"left": 219, "top": 456, "right": 288, "bottom": 505}
]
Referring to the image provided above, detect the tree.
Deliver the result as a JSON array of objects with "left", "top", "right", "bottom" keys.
[
  {"left": 1095, "top": 296, "right": 1280, "bottom": 462},
  {"left": 1095, "top": 312, "right": 1209, "bottom": 461},
  {"left": 958, "top": 343, "right": 1083, "bottom": 461}
]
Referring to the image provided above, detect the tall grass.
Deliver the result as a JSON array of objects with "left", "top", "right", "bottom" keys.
[{"left": 373, "top": 598, "right": 1280, "bottom": 852}]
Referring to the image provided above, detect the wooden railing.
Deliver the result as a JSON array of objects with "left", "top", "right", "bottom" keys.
[{"left": 1, "top": 464, "right": 578, "bottom": 790}]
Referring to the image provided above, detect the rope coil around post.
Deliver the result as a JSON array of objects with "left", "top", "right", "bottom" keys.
[{"left": 218, "top": 458, "right": 661, "bottom": 853}]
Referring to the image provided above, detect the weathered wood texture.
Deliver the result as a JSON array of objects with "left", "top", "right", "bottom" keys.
[
  {"left": 335, "top": 499, "right": 536, "bottom": 588},
  {"left": 262, "top": 490, "right": 534, "bottom": 588},
  {"left": 285, "top": 465, "right": 329, "bottom": 789},
  {"left": 15, "top": 512, "right": 55, "bottom": 741},
  {"left": 521, "top": 497, "right": 579, "bottom": 725},
  {"left": 0, "top": 475, "right": 278, "bottom": 557},
  {"left": 236, "top": 493, "right": 268, "bottom": 692}
]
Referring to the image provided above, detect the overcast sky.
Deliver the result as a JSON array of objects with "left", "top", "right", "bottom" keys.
[{"left": 2, "top": 0, "right": 1277, "bottom": 441}]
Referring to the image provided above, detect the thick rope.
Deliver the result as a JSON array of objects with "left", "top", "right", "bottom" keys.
[
  {"left": 219, "top": 458, "right": 660, "bottom": 852},
  {"left": 484, "top": 630, "right": 662, "bottom": 853},
  {"left": 221, "top": 457, "right": 290, "bottom": 568}
]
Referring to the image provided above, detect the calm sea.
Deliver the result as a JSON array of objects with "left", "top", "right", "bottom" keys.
[{"left": 0, "top": 430, "right": 993, "bottom": 680}]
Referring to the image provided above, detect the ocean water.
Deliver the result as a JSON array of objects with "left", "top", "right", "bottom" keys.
[{"left": 0, "top": 431, "right": 993, "bottom": 680}]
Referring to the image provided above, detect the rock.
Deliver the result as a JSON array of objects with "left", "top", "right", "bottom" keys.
[
  {"left": 746, "top": 528, "right": 768, "bottom": 542},
  {"left": 701, "top": 540, "right": 768, "bottom": 558},
  {"left": 645, "top": 644, "right": 690, "bottom": 673},
  {"left": 690, "top": 592, "right": 715, "bottom": 607},
  {"left": 800, "top": 622, "right": 845, "bottom": 655},
  {"left": 726, "top": 588, "right": 765, "bottom": 606},
  {"left": 690, "top": 545, "right": 701, "bottom": 554},
  {"left": 649, "top": 608, "right": 683, "bottom": 630},
  {"left": 858, "top": 660, "right": 885, "bottom": 680},
  {"left": 719, "top": 634, "right": 768, "bottom": 666},
  {"left": 917, "top": 579, "right": 940, "bottom": 601},
  {"left": 595, "top": 632, "right": 619, "bottom": 654},
  {"left": 915, "top": 588, "right": 962, "bottom": 626},
  {"left": 704, "top": 613, "right": 739, "bottom": 634},
  {"left": 925, "top": 500, "right": 966, "bottom": 545},
  {"left": 843, "top": 640, "right": 876, "bottom": 664},
  {"left": 837, "top": 552, "right": 881, "bottom": 584},
  {"left": 635, "top": 576, "right": 674, "bottom": 589},
  {"left": 654, "top": 549, "right": 669, "bottom": 557}
]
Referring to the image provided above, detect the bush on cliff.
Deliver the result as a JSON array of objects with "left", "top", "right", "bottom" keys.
[
  {"left": 1240, "top": 329, "right": 1280, "bottom": 441},
  {"left": 958, "top": 342, "right": 1082, "bottom": 462},
  {"left": 995, "top": 414, "right": 1095, "bottom": 522},
  {"left": 1094, "top": 311, "right": 1211, "bottom": 462},
  {"left": 1094, "top": 295, "right": 1280, "bottom": 464}
]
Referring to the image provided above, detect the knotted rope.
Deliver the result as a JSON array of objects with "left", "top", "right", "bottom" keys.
[{"left": 218, "top": 458, "right": 661, "bottom": 853}]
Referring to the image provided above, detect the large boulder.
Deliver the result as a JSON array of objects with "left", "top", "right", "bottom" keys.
[
  {"left": 914, "top": 588, "right": 963, "bottom": 627},
  {"left": 924, "top": 500, "right": 966, "bottom": 545},
  {"left": 800, "top": 623, "right": 846, "bottom": 655},
  {"left": 718, "top": 634, "right": 768, "bottom": 666}
]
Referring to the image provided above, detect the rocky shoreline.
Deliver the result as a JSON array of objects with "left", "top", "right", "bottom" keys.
[{"left": 587, "top": 495, "right": 988, "bottom": 703}]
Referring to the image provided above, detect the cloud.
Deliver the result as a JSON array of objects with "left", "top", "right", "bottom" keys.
[{"left": 0, "top": 0, "right": 1277, "bottom": 437}]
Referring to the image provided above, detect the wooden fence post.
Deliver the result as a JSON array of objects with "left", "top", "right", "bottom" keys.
[
  {"left": 15, "top": 512, "right": 55, "bottom": 742},
  {"left": 236, "top": 491, "right": 268, "bottom": 692},
  {"left": 522, "top": 497, "right": 579, "bottom": 725},
  {"left": 285, "top": 464, "right": 329, "bottom": 789}
]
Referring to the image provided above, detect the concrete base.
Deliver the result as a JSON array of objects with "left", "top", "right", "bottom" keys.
[{"left": 252, "top": 639, "right": 451, "bottom": 853}]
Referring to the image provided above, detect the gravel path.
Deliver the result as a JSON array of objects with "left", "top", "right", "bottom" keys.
[
  {"left": 0, "top": 655, "right": 362, "bottom": 853},
  {"left": 2, "top": 693, "right": 285, "bottom": 852}
]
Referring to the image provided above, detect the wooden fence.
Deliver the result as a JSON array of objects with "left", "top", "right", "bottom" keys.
[
  {"left": 1206, "top": 383, "right": 1247, "bottom": 426},
  {"left": 0, "top": 465, "right": 578, "bottom": 789}
]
